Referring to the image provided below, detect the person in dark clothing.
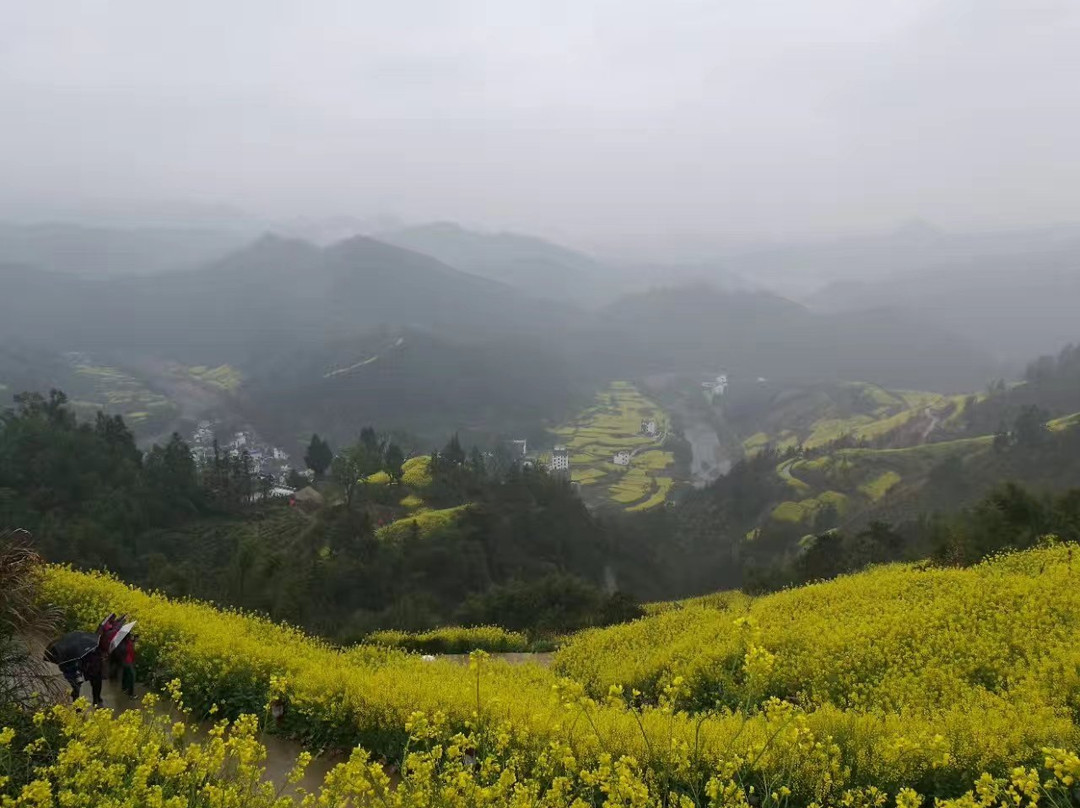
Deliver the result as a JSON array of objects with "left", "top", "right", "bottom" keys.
[
  {"left": 57, "top": 652, "right": 103, "bottom": 706},
  {"left": 79, "top": 650, "right": 104, "bottom": 707},
  {"left": 58, "top": 659, "right": 82, "bottom": 702}
]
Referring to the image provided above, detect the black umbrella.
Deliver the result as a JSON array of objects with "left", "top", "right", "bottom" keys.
[{"left": 44, "top": 631, "right": 99, "bottom": 666}]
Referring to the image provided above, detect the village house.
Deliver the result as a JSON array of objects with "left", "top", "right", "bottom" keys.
[
  {"left": 702, "top": 373, "right": 729, "bottom": 401},
  {"left": 613, "top": 450, "right": 632, "bottom": 466},
  {"left": 549, "top": 445, "right": 570, "bottom": 475},
  {"left": 640, "top": 419, "right": 658, "bottom": 437}
]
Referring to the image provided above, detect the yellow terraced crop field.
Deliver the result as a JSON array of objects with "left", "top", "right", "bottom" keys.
[
  {"left": 375, "top": 504, "right": 470, "bottom": 541},
  {"left": 553, "top": 382, "right": 677, "bottom": 510},
  {"left": 184, "top": 363, "right": 243, "bottom": 391},
  {"left": 744, "top": 383, "right": 977, "bottom": 457},
  {"left": 69, "top": 363, "right": 177, "bottom": 428}
]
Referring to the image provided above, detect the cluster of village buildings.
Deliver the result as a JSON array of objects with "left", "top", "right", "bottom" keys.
[{"left": 190, "top": 420, "right": 301, "bottom": 485}]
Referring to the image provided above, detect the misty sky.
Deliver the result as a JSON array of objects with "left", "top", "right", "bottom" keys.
[{"left": 2, "top": 0, "right": 1079, "bottom": 246}]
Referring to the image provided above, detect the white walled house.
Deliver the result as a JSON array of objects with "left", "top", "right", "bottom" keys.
[
  {"left": 613, "top": 450, "right": 632, "bottom": 466},
  {"left": 640, "top": 419, "right": 658, "bottom": 437},
  {"left": 702, "top": 373, "right": 729, "bottom": 401},
  {"left": 550, "top": 446, "right": 570, "bottom": 475}
]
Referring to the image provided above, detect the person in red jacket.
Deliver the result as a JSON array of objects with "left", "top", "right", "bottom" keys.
[{"left": 118, "top": 633, "right": 137, "bottom": 698}]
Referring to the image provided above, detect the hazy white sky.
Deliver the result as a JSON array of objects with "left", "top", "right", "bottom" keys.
[{"left": 1, "top": 0, "right": 1079, "bottom": 244}]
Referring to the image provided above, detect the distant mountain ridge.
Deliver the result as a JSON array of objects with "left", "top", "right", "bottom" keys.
[
  {"left": 0, "top": 220, "right": 248, "bottom": 278},
  {"left": 701, "top": 220, "right": 1080, "bottom": 299},
  {"left": 601, "top": 284, "right": 999, "bottom": 392},
  {"left": 378, "top": 221, "right": 761, "bottom": 306},
  {"left": 805, "top": 246, "right": 1080, "bottom": 363},
  {"left": 378, "top": 221, "right": 616, "bottom": 304},
  {"left": 0, "top": 223, "right": 1018, "bottom": 446},
  {"left": 0, "top": 232, "right": 571, "bottom": 362}
]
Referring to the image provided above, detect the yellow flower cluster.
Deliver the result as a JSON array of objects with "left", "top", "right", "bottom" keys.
[
  {"left": 555, "top": 545, "right": 1080, "bottom": 790},
  {"left": 36, "top": 545, "right": 1080, "bottom": 802},
  {"left": 366, "top": 625, "right": 530, "bottom": 654},
  {"left": 560, "top": 545, "right": 1080, "bottom": 704},
  {"left": 375, "top": 505, "right": 471, "bottom": 542},
  {"left": 1, "top": 698, "right": 291, "bottom": 807},
  {"left": 4, "top": 700, "right": 1080, "bottom": 808}
]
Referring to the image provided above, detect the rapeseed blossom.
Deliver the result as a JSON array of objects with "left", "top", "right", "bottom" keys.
[{"left": 28, "top": 545, "right": 1080, "bottom": 805}]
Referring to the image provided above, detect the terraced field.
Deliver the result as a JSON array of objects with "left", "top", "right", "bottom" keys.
[
  {"left": 742, "top": 382, "right": 975, "bottom": 456},
  {"left": 553, "top": 381, "right": 677, "bottom": 510},
  {"left": 767, "top": 435, "right": 997, "bottom": 527},
  {"left": 182, "top": 363, "right": 243, "bottom": 392},
  {"left": 67, "top": 360, "right": 178, "bottom": 433}
]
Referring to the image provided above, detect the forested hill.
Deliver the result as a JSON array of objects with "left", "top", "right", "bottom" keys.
[
  {"left": 0, "top": 391, "right": 638, "bottom": 639},
  {"left": 960, "top": 343, "right": 1080, "bottom": 436},
  {"left": 602, "top": 285, "right": 999, "bottom": 391},
  {"left": 634, "top": 340, "right": 1080, "bottom": 597},
  {"left": 240, "top": 327, "right": 595, "bottom": 448},
  {"left": 9, "top": 342, "right": 1080, "bottom": 643}
]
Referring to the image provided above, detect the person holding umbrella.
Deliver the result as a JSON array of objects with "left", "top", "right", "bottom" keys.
[
  {"left": 44, "top": 631, "right": 104, "bottom": 706},
  {"left": 109, "top": 621, "right": 137, "bottom": 698}
]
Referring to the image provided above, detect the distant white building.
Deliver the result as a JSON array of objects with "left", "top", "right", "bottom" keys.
[
  {"left": 193, "top": 421, "right": 216, "bottom": 447},
  {"left": 550, "top": 445, "right": 570, "bottom": 474},
  {"left": 702, "top": 373, "right": 729, "bottom": 400},
  {"left": 613, "top": 450, "right": 632, "bottom": 466},
  {"left": 507, "top": 439, "right": 528, "bottom": 458},
  {"left": 640, "top": 419, "right": 658, "bottom": 437}
]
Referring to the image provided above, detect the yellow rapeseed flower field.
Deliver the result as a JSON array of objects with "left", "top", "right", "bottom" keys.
[
  {"left": 366, "top": 625, "right": 529, "bottom": 654},
  {"left": 29, "top": 544, "right": 1080, "bottom": 805}
]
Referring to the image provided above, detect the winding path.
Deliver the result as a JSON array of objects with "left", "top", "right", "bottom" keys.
[{"left": 919, "top": 406, "right": 942, "bottom": 443}]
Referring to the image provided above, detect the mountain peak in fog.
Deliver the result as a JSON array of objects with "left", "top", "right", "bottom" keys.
[{"left": 892, "top": 218, "right": 945, "bottom": 242}]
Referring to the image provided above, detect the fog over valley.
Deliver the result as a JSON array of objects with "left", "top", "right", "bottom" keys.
[{"left": 5, "top": 6, "right": 1080, "bottom": 803}]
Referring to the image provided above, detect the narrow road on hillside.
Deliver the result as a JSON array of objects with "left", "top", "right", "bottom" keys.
[
  {"left": 777, "top": 457, "right": 809, "bottom": 492},
  {"left": 919, "top": 406, "right": 942, "bottom": 443}
]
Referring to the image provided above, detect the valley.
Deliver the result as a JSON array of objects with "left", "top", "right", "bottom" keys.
[
  {"left": 6, "top": 6, "right": 1080, "bottom": 805},
  {"left": 5, "top": 220, "right": 1080, "bottom": 808},
  {"left": 682, "top": 422, "right": 729, "bottom": 486}
]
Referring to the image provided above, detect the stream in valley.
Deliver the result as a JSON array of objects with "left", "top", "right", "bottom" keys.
[{"left": 682, "top": 421, "right": 732, "bottom": 487}]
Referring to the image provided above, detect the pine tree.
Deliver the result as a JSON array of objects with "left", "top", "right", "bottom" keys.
[
  {"left": 443, "top": 433, "right": 466, "bottom": 467},
  {"left": 304, "top": 434, "right": 333, "bottom": 479}
]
